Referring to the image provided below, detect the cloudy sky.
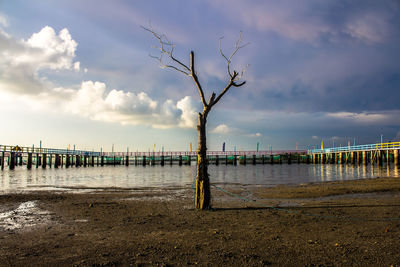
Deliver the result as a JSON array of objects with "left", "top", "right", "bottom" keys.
[{"left": 1, "top": 0, "right": 400, "bottom": 152}]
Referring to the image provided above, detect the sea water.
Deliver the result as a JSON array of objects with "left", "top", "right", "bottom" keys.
[{"left": 1, "top": 163, "right": 399, "bottom": 193}]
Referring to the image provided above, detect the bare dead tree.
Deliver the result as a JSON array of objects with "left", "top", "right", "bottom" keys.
[{"left": 143, "top": 25, "right": 248, "bottom": 210}]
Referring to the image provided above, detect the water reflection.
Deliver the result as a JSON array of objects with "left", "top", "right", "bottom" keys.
[{"left": 0, "top": 163, "right": 399, "bottom": 193}]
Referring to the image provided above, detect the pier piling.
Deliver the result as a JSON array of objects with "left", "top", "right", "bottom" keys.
[
  {"left": 9, "top": 152, "right": 15, "bottom": 170},
  {"left": 54, "top": 154, "right": 59, "bottom": 168},
  {"left": 393, "top": 149, "right": 400, "bottom": 166},
  {"left": 27, "top": 153, "right": 32, "bottom": 169},
  {"left": 42, "top": 154, "right": 47, "bottom": 169},
  {"left": 1, "top": 152, "right": 4, "bottom": 170}
]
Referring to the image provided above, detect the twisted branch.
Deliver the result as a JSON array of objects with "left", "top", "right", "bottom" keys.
[
  {"left": 219, "top": 31, "right": 250, "bottom": 79},
  {"left": 141, "top": 24, "right": 191, "bottom": 75},
  {"left": 143, "top": 24, "right": 248, "bottom": 111}
]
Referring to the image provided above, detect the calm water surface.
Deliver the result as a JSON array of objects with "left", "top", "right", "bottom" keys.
[{"left": 1, "top": 164, "right": 399, "bottom": 193}]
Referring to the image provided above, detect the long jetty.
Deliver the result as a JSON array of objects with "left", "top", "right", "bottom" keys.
[
  {"left": 0, "top": 144, "right": 306, "bottom": 170},
  {"left": 308, "top": 142, "right": 400, "bottom": 166},
  {"left": 3, "top": 141, "right": 398, "bottom": 171}
]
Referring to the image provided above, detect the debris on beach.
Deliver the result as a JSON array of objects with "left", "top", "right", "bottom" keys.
[{"left": 0, "top": 201, "right": 54, "bottom": 231}]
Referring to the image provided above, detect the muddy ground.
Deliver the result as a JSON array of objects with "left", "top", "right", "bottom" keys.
[{"left": 0, "top": 177, "right": 400, "bottom": 266}]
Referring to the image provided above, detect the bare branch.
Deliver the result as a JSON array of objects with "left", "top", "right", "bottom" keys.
[
  {"left": 208, "top": 92, "right": 216, "bottom": 106},
  {"left": 219, "top": 32, "right": 250, "bottom": 79},
  {"left": 210, "top": 71, "right": 246, "bottom": 109},
  {"left": 142, "top": 24, "right": 191, "bottom": 75},
  {"left": 144, "top": 24, "right": 248, "bottom": 111},
  {"left": 190, "top": 51, "right": 208, "bottom": 108}
]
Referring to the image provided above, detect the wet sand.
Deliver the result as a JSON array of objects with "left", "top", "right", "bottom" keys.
[{"left": 0, "top": 177, "right": 399, "bottom": 266}]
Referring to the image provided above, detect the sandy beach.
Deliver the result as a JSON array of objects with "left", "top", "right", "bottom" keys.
[{"left": 0, "top": 177, "right": 399, "bottom": 266}]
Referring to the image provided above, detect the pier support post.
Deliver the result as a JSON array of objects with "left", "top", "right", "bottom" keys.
[
  {"left": 27, "top": 153, "right": 32, "bottom": 170},
  {"left": 161, "top": 155, "right": 164, "bottom": 166},
  {"left": 54, "top": 154, "right": 59, "bottom": 168},
  {"left": 170, "top": 155, "right": 173, "bottom": 165},
  {"left": 262, "top": 155, "right": 265, "bottom": 164},
  {"left": 1, "top": 152, "right": 4, "bottom": 170},
  {"left": 36, "top": 154, "right": 40, "bottom": 168},
  {"left": 225, "top": 155, "right": 228, "bottom": 165},
  {"left": 101, "top": 156, "right": 104, "bottom": 166},
  {"left": 142, "top": 156, "right": 146, "bottom": 166},
  {"left": 215, "top": 155, "right": 219, "bottom": 166},
  {"left": 243, "top": 155, "right": 247, "bottom": 165},
  {"left": 9, "top": 152, "right": 15, "bottom": 170},
  {"left": 287, "top": 154, "right": 291, "bottom": 165},
  {"left": 91, "top": 156, "right": 95, "bottom": 167},
  {"left": 188, "top": 156, "right": 191, "bottom": 165},
  {"left": 134, "top": 156, "right": 137, "bottom": 166},
  {"left": 42, "top": 154, "right": 47, "bottom": 169},
  {"left": 394, "top": 150, "right": 400, "bottom": 166},
  {"left": 378, "top": 151, "right": 383, "bottom": 166},
  {"left": 179, "top": 155, "right": 182, "bottom": 166},
  {"left": 113, "top": 156, "right": 116, "bottom": 166},
  {"left": 233, "top": 155, "right": 237, "bottom": 166},
  {"left": 49, "top": 154, "right": 52, "bottom": 168},
  {"left": 125, "top": 156, "right": 129, "bottom": 166},
  {"left": 253, "top": 155, "right": 256, "bottom": 165},
  {"left": 66, "top": 155, "right": 71, "bottom": 168},
  {"left": 362, "top": 151, "right": 367, "bottom": 165},
  {"left": 330, "top": 153, "right": 334, "bottom": 164},
  {"left": 151, "top": 155, "right": 155, "bottom": 166},
  {"left": 387, "top": 150, "right": 390, "bottom": 165},
  {"left": 270, "top": 155, "right": 274, "bottom": 164}
]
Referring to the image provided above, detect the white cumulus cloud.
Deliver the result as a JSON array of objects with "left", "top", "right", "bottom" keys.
[
  {"left": 211, "top": 124, "right": 232, "bottom": 134},
  {"left": 0, "top": 26, "right": 81, "bottom": 94},
  {"left": 0, "top": 26, "right": 200, "bottom": 129}
]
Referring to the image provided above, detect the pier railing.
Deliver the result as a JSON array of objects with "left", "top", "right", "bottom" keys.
[
  {"left": 0, "top": 145, "right": 101, "bottom": 156},
  {"left": 309, "top": 141, "right": 400, "bottom": 154},
  {"left": 0, "top": 144, "right": 305, "bottom": 157}
]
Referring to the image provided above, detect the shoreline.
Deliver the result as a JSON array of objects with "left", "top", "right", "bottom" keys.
[{"left": 0, "top": 177, "right": 399, "bottom": 266}]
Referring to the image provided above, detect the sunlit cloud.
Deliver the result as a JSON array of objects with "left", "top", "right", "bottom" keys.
[
  {"left": 211, "top": 124, "right": 233, "bottom": 134},
  {"left": 0, "top": 25, "right": 200, "bottom": 129}
]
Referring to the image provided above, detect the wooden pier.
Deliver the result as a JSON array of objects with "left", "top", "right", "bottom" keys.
[
  {"left": 308, "top": 142, "right": 400, "bottom": 166},
  {"left": 0, "top": 144, "right": 306, "bottom": 170}
]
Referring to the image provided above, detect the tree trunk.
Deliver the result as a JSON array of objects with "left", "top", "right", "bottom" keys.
[{"left": 195, "top": 112, "right": 211, "bottom": 209}]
